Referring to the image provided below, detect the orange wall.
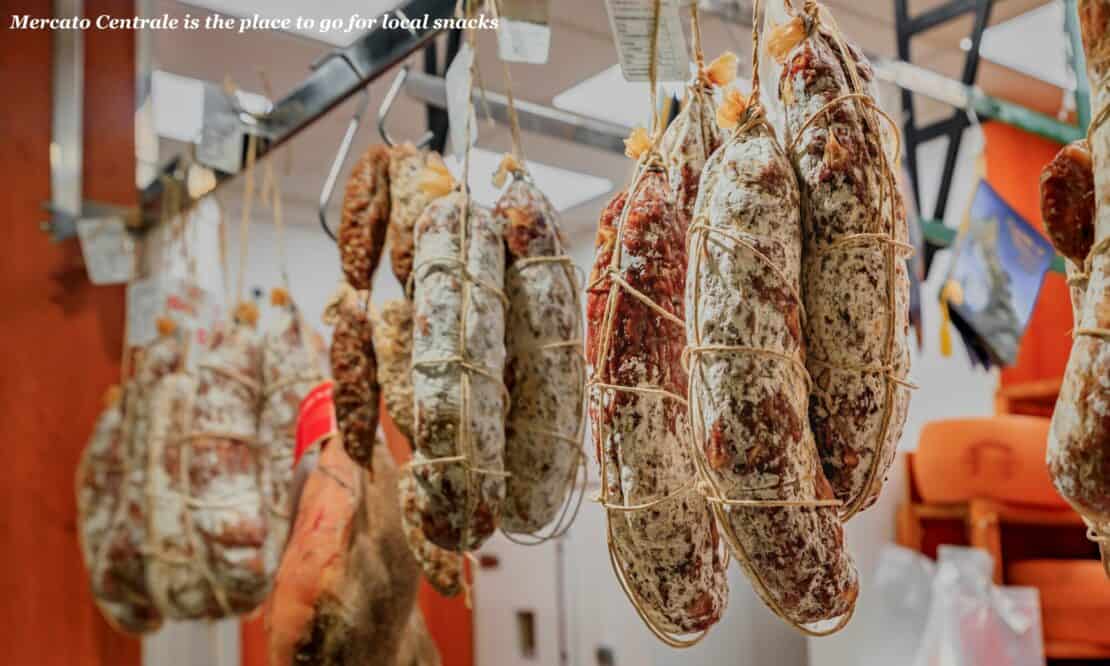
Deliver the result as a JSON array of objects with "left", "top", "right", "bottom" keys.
[
  {"left": 0, "top": 2, "right": 140, "bottom": 664},
  {"left": 981, "top": 122, "right": 1074, "bottom": 384}
]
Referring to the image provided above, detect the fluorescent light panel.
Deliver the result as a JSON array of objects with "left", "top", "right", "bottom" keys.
[
  {"left": 553, "top": 64, "right": 750, "bottom": 128},
  {"left": 181, "top": 0, "right": 403, "bottom": 46},
  {"left": 152, "top": 70, "right": 269, "bottom": 142},
  {"left": 971, "top": 1, "right": 1073, "bottom": 90},
  {"left": 445, "top": 148, "right": 613, "bottom": 212}
]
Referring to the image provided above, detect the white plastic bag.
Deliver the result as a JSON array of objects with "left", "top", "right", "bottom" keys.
[
  {"left": 913, "top": 546, "right": 1045, "bottom": 666},
  {"left": 868, "top": 545, "right": 936, "bottom": 664}
]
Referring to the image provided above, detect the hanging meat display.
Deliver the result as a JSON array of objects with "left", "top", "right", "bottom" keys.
[
  {"left": 1047, "top": 0, "right": 1110, "bottom": 578},
  {"left": 410, "top": 163, "right": 508, "bottom": 552},
  {"left": 373, "top": 298, "right": 416, "bottom": 440},
  {"left": 769, "top": 0, "right": 913, "bottom": 520},
  {"left": 686, "top": 81, "right": 858, "bottom": 628},
  {"left": 494, "top": 154, "right": 585, "bottom": 537},
  {"left": 260, "top": 289, "right": 324, "bottom": 572}
]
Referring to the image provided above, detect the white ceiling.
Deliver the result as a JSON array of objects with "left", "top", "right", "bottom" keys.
[{"left": 152, "top": 0, "right": 1066, "bottom": 244}]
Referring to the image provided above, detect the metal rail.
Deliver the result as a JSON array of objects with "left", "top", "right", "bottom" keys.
[
  {"left": 47, "top": 0, "right": 457, "bottom": 241},
  {"left": 403, "top": 70, "right": 632, "bottom": 154},
  {"left": 46, "top": 0, "right": 85, "bottom": 240}
]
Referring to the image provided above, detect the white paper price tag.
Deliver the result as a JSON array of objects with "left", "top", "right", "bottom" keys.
[
  {"left": 498, "top": 19, "right": 551, "bottom": 64},
  {"left": 446, "top": 43, "right": 479, "bottom": 157},
  {"left": 126, "top": 275, "right": 221, "bottom": 355},
  {"left": 76, "top": 217, "right": 136, "bottom": 285},
  {"left": 497, "top": 0, "right": 551, "bottom": 64},
  {"left": 605, "top": 0, "right": 689, "bottom": 82}
]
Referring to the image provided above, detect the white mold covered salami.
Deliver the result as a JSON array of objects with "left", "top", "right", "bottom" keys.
[
  {"left": 686, "top": 97, "right": 858, "bottom": 625},
  {"left": 587, "top": 163, "right": 728, "bottom": 637},
  {"left": 192, "top": 313, "right": 268, "bottom": 611},
  {"left": 412, "top": 188, "right": 507, "bottom": 553},
  {"left": 494, "top": 155, "right": 584, "bottom": 536},
  {"left": 772, "top": 5, "right": 912, "bottom": 518},
  {"left": 389, "top": 144, "right": 440, "bottom": 287},
  {"left": 93, "top": 327, "right": 183, "bottom": 633},
  {"left": 373, "top": 298, "right": 415, "bottom": 440},
  {"left": 146, "top": 371, "right": 211, "bottom": 617},
  {"left": 147, "top": 309, "right": 268, "bottom": 618},
  {"left": 261, "top": 289, "right": 324, "bottom": 573},
  {"left": 398, "top": 465, "right": 463, "bottom": 597},
  {"left": 1048, "top": 0, "right": 1110, "bottom": 575},
  {"left": 659, "top": 52, "right": 733, "bottom": 235},
  {"left": 78, "top": 385, "right": 161, "bottom": 633}
]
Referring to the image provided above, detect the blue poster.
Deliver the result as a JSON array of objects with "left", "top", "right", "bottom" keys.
[{"left": 945, "top": 181, "right": 1054, "bottom": 367}]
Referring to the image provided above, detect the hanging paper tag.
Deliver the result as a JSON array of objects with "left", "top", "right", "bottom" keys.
[
  {"left": 126, "top": 275, "right": 220, "bottom": 353},
  {"left": 605, "top": 0, "right": 689, "bottom": 82},
  {"left": 76, "top": 217, "right": 136, "bottom": 285},
  {"left": 446, "top": 43, "right": 479, "bottom": 157},
  {"left": 294, "top": 380, "right": 337, "bottom": 468},
  {"left": 196, "top": 84, "right": 244, "bottom": 174},
  {"left": 497, "top": 0, "right": 551, "bottom": 64}
]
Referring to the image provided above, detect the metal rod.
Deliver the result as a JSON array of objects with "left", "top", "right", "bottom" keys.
[
  {"left": 894, "top": 0, "right": 921, "bottom": 209},
  {"left": 378, "top": 65, "right": 435, "bottom": 148},
  {"left": 1064, "top": 0, "right": 1091, "bottom": 132},
  {"left": 318, "top": 88, "right": 370, "bottom": 242},
  {"left": 135, "top": 0, "right": 157, "bottom": 190},
  {"left": 132, "top": 0, "right": 456, "bottom": 232},
  {"left": 47, "top": 0, "right": 84, "bottom": 241},
  {"left": 932, "top": 0, "right": 993, "bottom": 223},
  {"left": 403, "top": 70, "right": 632, "bottom": 155},
  {"left": 870, "top": 58, "right": 1084, "bottom": 145},
  {"left": 906, "top": 0, "right": 980, "bottom": 34}
]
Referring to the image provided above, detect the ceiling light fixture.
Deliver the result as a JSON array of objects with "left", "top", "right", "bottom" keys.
[
  {"left": 152, "top": 70, "right": 269, "bottom": 142},
  {"left": 966, "top": 1, "right": 1073, "bottom": 90},
  {"left": 443, "top": 148, "right": 613, "bottom": 212},
  {"left": 553, "top": 64, "right": 749, "bottom": 128}
]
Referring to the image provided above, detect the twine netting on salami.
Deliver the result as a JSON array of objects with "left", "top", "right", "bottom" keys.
[
  {"left": 769, "top": 0, "right": 916, "bottom": 522},
  {"left": 683, "top": 0, "right": 858, "bottom": 635},
  {"left": 145, "top": 132, "right": 268, "bottom": 619},
  {"left": 659, "top": 2, "right": 736, "bottom": 237},
  {"left": 488, "top": 0, "right": 589, "bottom": 546},
  {"left": 587, "top": 0, "right": 728, "bottom": 647},
  {"left": 1047, "top": 2, "right": 1110, "bottom": 578},
  {"left": 409, "top": 0, "right": 510, "bottom": 553},
  {"left": 258, "top": 153, "right": 325, "bottom": 571},
  {"left": 77, "top": 173, "right": 203, "bottom": 634}
]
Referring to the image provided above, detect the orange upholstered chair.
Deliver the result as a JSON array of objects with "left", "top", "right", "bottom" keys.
[{"left": 897, "top": 416, "right": 1108, "bottom": 661}]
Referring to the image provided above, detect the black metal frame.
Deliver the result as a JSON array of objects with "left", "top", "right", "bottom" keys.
[{"left": 896, "top": 0, "right": 995, "bottom": 273}]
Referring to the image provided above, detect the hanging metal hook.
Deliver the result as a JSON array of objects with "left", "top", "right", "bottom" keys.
[
  {"left": 318, "top": 88, "right": 370, "bottom": 242},
  {"left": 317, "top": 48, "right": 377, "bottom": 243},
  {"left": 378, "top": 64, "right": 436, "bottom": 149}
]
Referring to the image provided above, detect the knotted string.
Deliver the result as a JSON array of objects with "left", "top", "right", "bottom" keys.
[
  {"left": 780, "top": 0, "right": 916, "bottom": 522},
  {"left": 589, "top": 0, "right": 721, "bottom": 648},
  {"left": 681, "top": 0, "right": 852, "bottom": 637}
]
